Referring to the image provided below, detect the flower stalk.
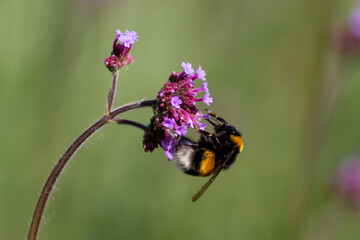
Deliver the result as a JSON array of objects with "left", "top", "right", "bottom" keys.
[
  {"left": 107, "top": 72, "right": 119, "bottom": 114},
  {"left": 27, "top": 29, "right": 213, "bottom": 240},
  {"left": 27, "top": 98, "right": 156, "bottom": 240},
  {"left": 27, "top": 29, "right": 154, "bottom": 240}
]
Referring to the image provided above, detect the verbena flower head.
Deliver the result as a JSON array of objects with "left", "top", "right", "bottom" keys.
[
  {"left": 143, "top": 62, "right": 213, "bottom": 160},
  {"left": 332, "top": 3, "right": 360, "bottom": 55},
  {"left": 334, "top": 155, "right": 360, "bottom": 211},
  {"left": 349, "top": 4, "right": 360, "bottom": 38},
  {"left": 104, "top": 30, "right": 139, "bottom": 72}
]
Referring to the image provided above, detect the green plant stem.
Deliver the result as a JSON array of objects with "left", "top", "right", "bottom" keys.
[
  {"left": 27, "top": 99, "right": 156, "bottom": 240},
  {"left": 107, "top": 72, "right": 119, "bottom": 114}
]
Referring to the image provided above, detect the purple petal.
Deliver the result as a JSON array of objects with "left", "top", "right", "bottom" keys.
[
  {"left": 116, "top": 29, "right": 139, "bottom": 48},
  {"left": 187, "top": 117, "right": 194, "bottom": 128},
  {"left": 198, "top": 123, "right": 207, "bottom": 131},
  {"left": 203, "top": 93, "right": 213, "bottom": 106},
  {"left": 162, "top": 117, "right": 177, "bottom": 129},
  {"left": 203, "top": 113, "right": 210, "bottom": 120},
  {"left": 349, "top": 7, "right": 360, "bottom": 37},
  {"left": 125, "top": 30, "right": 139, "bottom": 43},
  {"left": 165, "top": 150, "right": 174, "bottom": 160},
  {"left": 171, "top": 96, "right": 182, "bottom": 109},
  {"left": 181, "top": 62, "right": 195, "bottom": 75},
  {"left": 196, "top": 65, "right": 206, "bottom": 81},
  {"left": 175, "top": 125, "right": 188, "bottom": 136},
  {"left": 200, "top": 82, "right": 209, "bottom": 93},
  {"left": 161, "top": 137, "right": 178, "bottom": 161},
  {"left": 116, "top": 30, "right": 124, "bottom": 38},
  {"left": 119, "top": 34, "right": 131, "bottom": 48}
]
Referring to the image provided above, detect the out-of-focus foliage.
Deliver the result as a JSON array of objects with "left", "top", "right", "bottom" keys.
[{"left": 1, "top": 0, "right": 360, "bottom": 239}]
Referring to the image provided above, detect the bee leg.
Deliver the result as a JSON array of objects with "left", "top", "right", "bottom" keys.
[
  {"left": 195, "top": 125, "right": 211, "bottom": 137},
  {"left": 166, "top": 129, "right": 198, "bottom": 147},
  {"left": 178, "top": 136, "right": 197, "bottom": 147},
  {"left": 205, "top": 109, "right": 228, "bottom": 125},
  {"left": 195, "top": 127, "right": 221, "bottom": 146},
  {"left": 204, "top": 117, "right": 218, "bottom": 127}
]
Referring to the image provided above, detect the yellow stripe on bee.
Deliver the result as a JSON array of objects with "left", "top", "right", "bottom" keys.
[
  {"left": 230, "top": 135, "right": 244, "bottom": 152},
  {"left": 199, "top": 150, "right": 215, "bottom": 176}
]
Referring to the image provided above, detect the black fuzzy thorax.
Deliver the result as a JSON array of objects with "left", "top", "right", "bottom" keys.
[{"left": 200, "top": 125, "right": 240, "bottom": 169}]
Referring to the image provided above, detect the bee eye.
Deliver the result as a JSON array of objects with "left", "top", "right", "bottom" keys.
[{"left": 226, "top": 125, "right": 237, "bottom": 134}]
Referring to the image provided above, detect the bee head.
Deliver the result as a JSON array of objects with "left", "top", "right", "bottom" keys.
[
  {"left": 225, "top": 125, "right": 241, "bottom": 137},
  {"left": 225, "top": 125, "right": 243, "bottom": 153}
]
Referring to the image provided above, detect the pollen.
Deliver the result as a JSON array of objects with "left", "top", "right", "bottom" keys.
[
  {"left": 230, "top": 135, "right": 244, "bottom": 152},
  {"left": 199, "top": 150, "right": 215, "bottom": 176}
]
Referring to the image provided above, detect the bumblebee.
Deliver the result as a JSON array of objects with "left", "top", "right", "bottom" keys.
[{"left": 172, "top": 110, "right": 244, "bottom": 202}]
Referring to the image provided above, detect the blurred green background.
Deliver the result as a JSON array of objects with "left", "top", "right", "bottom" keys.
[{"left": 2, "top": 0, "right": 360, "bottom": 239}]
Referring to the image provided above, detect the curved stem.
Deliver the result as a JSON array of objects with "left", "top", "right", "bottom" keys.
[
  {"left": 27, "top": 99, "right": 156, "bottom": 240},
  {"left": 27, "top": 116, "right": 107, "bottom": 240},
  {"left": 113, "top": 118, "right": 148, "bottom": 131},
  {"left": 109, "top": 99, "right": 157, "bottom": 118}
]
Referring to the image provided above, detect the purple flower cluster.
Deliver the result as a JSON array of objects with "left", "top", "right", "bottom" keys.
[
  {"left": 104, "top": 30, "right": 139, "bottom": 72},
  {"left": 335, "top": 156, "right": 360, "bottom": 210},
  {"left": 349, "top": 4, "right": 360, "bottom": 38},
  {"left": 332, "top": 4, "right": 360, "bottom": 55},
  {"left": 143, "top": 62, "right": 213, "bottom": 160}
]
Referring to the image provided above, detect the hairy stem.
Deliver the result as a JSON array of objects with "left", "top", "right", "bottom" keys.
[
  {"left": 109, "top": 99, "right": 157, "bottom": 118},
  {"left": 27, "top": 116, "right": 107, "bottom": 240},
  {"left": 107, "top": 72, "right": 119, "bottom": 114},
  {"left": 27, "top": 99, "right": 156, "bottom": 240}
]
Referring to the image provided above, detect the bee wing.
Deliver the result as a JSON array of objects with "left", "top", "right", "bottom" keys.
[
  {"left": 192, "top": 148, "right": 236, "bottom": 202},
  {"left": 191, "top": 165, "right": 223, "bottom": 202}
]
